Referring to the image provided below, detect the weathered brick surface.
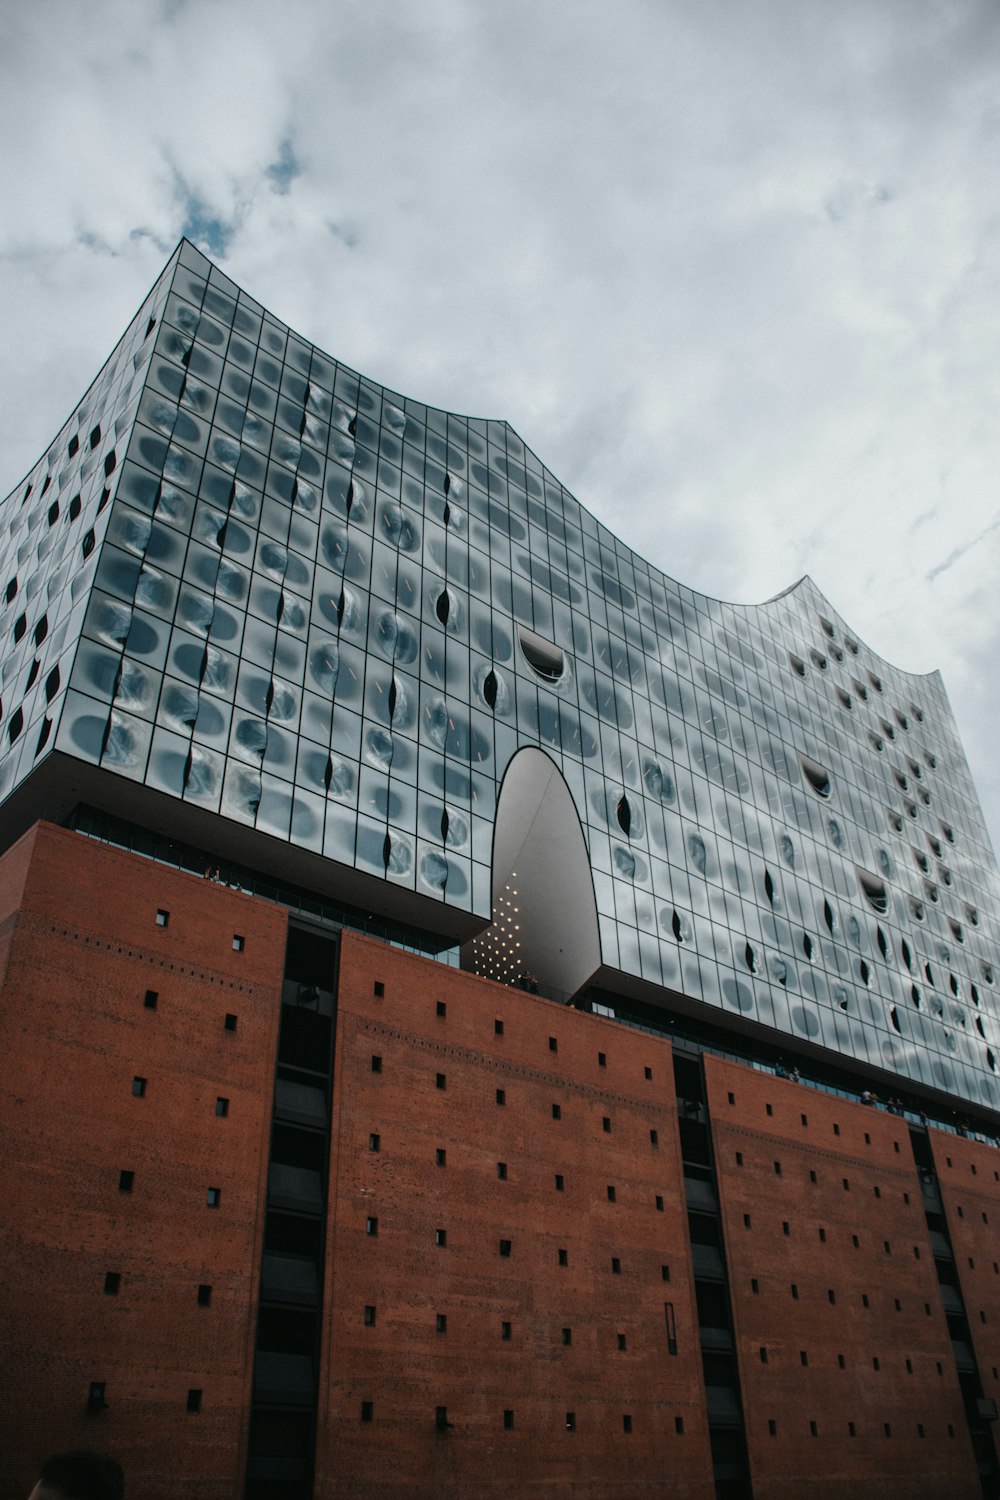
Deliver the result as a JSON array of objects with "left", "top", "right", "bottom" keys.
[
  {"left": 316, "top": 933, "right": 715, "bottom": 1498},
  {"left": 0, "top": 823, "right": 286, "bottom": 1500},
  {"left": 707, "top": 1056, "right": 979, "bottom": 1499},
  {"left": 930, "top": 1128, "right": 1000, "bottom": 1430}
]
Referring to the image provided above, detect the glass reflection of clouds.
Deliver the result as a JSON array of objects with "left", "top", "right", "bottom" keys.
[{"left": 1, "top": 237, "right": 999, "bottom": 1111}]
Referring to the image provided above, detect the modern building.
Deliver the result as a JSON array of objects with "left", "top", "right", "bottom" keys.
[{"left": 1, "top": 238, "right": 998, "bottom": 1499}]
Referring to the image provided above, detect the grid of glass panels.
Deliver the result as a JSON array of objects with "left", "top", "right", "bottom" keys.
[{"left": 2, "top": 237, "right": 998, "bottom": 1111}]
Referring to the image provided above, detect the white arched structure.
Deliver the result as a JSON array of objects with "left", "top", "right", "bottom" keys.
[{"left": 464, "top": 748, "right": 602, "bottom": 1000}]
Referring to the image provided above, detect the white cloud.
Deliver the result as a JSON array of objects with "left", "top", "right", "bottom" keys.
[{"left": 2, "top": 0, "right": 1000, "bottom": 850}]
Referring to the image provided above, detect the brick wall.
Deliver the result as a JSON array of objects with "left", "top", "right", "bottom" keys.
[{"left": 0, "top": 823, "right": 286, "bottom": 1500}]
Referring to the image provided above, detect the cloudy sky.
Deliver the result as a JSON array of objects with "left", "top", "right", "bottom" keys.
[{"left": 3, "top": 0, "right": 1000, "bottom": 845}]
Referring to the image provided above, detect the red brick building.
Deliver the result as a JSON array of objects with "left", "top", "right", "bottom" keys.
[{"left": 1, "top": 822, "right": 996, "bottom": 1498}]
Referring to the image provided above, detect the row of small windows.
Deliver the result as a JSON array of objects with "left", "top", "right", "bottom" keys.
[
  {"left": 365, "top": 1219, "right": 670, "bottom": 1276},
  {"left": 759, "top": 1346, "right": 939, "bottom": 1375},
  {"left": 767, "top": 1415, "right": 952, "bottom": 1439},
  {"left": 750, "top": 1278, "right": 940, "bottom": 1314},
  {"left": 117, "top": 1169, "right": 220, "bottom": 1206},
  {"left": 104, "top": 1273, "right": 212, "bottom": 1305},
  {"left": 361, "top": 1305, "right": 674, "bottom": 1353},
  {"left": 86, "top": 1381, "right": 202, "bottom": 1414},
  {"left": 375, "top": 981, "right": 655, "bottom": 1079},
  {"left": 357, "top": 1403, "right": 684, "bottom": 1434}
]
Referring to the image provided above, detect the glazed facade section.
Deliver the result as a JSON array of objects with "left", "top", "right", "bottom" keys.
[{"left": 1, "top": 239, "right": 998, "bottom": 1110}]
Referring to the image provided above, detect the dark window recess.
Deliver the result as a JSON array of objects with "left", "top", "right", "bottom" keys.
[
  {"left": 104, "top": 1271, "right": 121, "bottom": 1296},
  {"left": 87, "top": 1382, "right": 107, "bottom": 1412},
  {"left": 131, "top": 1076, "right": 147, "bottom": 1098},
  {"left": 143, "top": 989, "right": 158, "bottom": 1009},
  {"left": 504, "top": 1410, "right": 515, "bottom": 1430},
  {"left": 495, "top": 1019, "right": 504, "bottom": 1035},
  {"left": 369, "top": 1133, "right": 380, "bottom": 1152},
  {"left": 233, "top": 934, "right": 245, "bottom": 951},
  {"left": 623, "top": 1415, "right": 633, "bottom": 1434},
  {"left": 224, "top": 1013, "right": 237, "bottom": 1031},
  {"left": 644, "top": 1066, "right": 653, "bottom": 1080},
  {"left": 496, "top": 1089, "right": 506, "bottom": 1106},
  {"left": 436, "top": 1229, "right": 447, "bottom": 1246},
  {"left": 549, "top": 1036, "right": 558, "bottom": 1052},
  {"left": 497, "top": 1162, "right": 508, "bottom": 1180},
  {"left": 566, "top": 1412, "right": 576, "bottom": 1431},
  {"left": 562, "top": 1327, "right": 572, "bottom": 1346},
  {"left": 611, "top": 1256, "right": 621, "bottom": 1274},
  {"left": 364, "top": 1306, "right": 376, "bottom": 1326},
  {"left": 207, "top": 1187, "right": 221, "bottom": 1207},
  {"left": 552, "top": 1103, "right": 562, "bottom": 1120},
  {"left": 436, "top": 1149, "right": 446, "bottom": 1166},
  {"left": 366, "top": 1217, "right": 378, "bottom": 1236},
  {"left": 436, "top": 1072, "right": 446, "bottom": 1090},
  {"left": 118, "top": 1170, "right": 134, "bottom": 1193},
  {"left": 554, "top": 1174, "right": 564, "bottom": 1191},
  {"left": 361, "top": 1402, "right": 373, "bottom": 1423},
  {"left": 215, "top": 1097, "right": 229, "bottom": 1117},
  {"left": 436, "top": 1314, "right": 447, "bottom": 1334},
  {"left": 501, "top": 1322, "right": 511, "bottom": 1341},
  {"left": 155, "top": 908, "right": 169, "bottom": 927},
  {"left": 598, "top": 1051, "right": 607, "bottom": 1067},
  {"left": 371, "top": 1054, "right": 382, "bottom": 1073},
  {"left": 603, "top": 1117, "right": 612, "bottom": 1133},
  {"left": 197, "top": 1284, "right": 212, "bottom": 1307},
  {"left": 650, "top": 1129, "right": 659, "bottom": 1145},
  {"left": 436, "top": 1001, "right": 446, "bottom": 1017},
  {"left": 607, "top": 1185, "right": 616, "bottom": 1202},
  {"left": 617, "top": 1333, "right": 627, "bottom": 1350},
  {"left": 559, "top": 1248, "right": 569, "bottom": 1266},
  {"left": 374, "top": 981, "right": 384, "bottom": 996}
]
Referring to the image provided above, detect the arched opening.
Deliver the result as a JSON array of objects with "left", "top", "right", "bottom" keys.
[{"left": 462, "top": 748, "right": 601, "bottom": 1000}]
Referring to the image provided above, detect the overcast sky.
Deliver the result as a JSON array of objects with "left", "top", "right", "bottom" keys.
[{"left": 3, "top": 0, "right": 1000, "bottom": 848}]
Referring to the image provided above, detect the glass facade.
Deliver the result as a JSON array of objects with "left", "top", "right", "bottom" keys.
[{"left": 2, "top": 238, "right": 998, "bottom": 1110}]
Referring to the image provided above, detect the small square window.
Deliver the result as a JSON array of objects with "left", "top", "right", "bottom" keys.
[
  {"left": 566, "top": 1411, "right": 576, "bottom": 1431},
  {"left": 801, "top": 1113, "right": 808, "bottom": 1126},
  {"left": 555, "top": 1173, "right": 564, "bottom": 1191},
  {"left": 364, "top": 1305, "right": 376, "bottom": 1326},
  {"left": 104, "top": 1271, "right": 121, "bottom": 1296},
  {"left": 883, "top": 1423, "right": 892, "bottom": 1438},
  {"left": 766, "top": 1103, "right": 773, "bottom": 1116},
  {"left": 744, "top": 1213, "right": 752, "bottom": 1228},
  {"left": 782, "top": 1221, "right": 790, "bottom": 1236},
  {"left": 369, "top": 1133, "right": 380, "bottom": 1152},
  {"left": 436, "top": 1073, "right": 446, "bottom": 1090},
  {"left": 617, "top": 1332, "right": 626, "bottom": 1351},
  {"left": 435, "top": 1406, "right": 448, "bottom": 1430},
  {"left": 852, "top": 1234, "right": 860, "bottom": 1247},
  {"left": 611, "top": 1256, "right": 621, "bottom": 1275},
  {"left": 602, "top": 1117, "right": 611, "bottom": 1133},
  {"left": 833, "top": 1122, "right": 840, "bottom": 1136},
  {"left": 371, "top": 1054, "right": 382, "bottom": 1073},
  {"left": 655, "top": 1195, "right": 664, "bottom": 1212},
  {"left": 436, "top": 1314, "right": 447, "bottom": 1334},
  {"left": 800, "top": 1350, "right": 808, "bottom": 1366},
  {"left": 751, "top": 1278, "right": 760, "bottom": 1294},
  {"left": 622, "top": 1414, "right": 633, "bottom": 1434},
  {"left": 662, "top": 1265, "right": 671, "bottom": 1281},
  {"left": 549, "top": 1036, "right": 558, "bottom": 1052},
  {"left": 197, "top": 1284, "right": 212, "bottom": 1307},
  {"left": 809, "top": 1169, "right": 817, "bottom": 1183},
  {"left": 768, "top": 1420, "right": 777, "bottom": 1437},
  {"left": 504, "top": 1409, "right": 514, "bottom": 1430},
  {"left": 728, "top": 1091, "right": 735, "bottom": 1105},
  {"left": 187, "top": 1389, "right": 202, "bottom": 1413},
  {"left": 499, "top": 1239, "right": 512, "bottom": 1257},
  {"left": 675, "top": 1416, "right": 684, "bottom": 1435},
  {"left": 131, "top": 1076, "right": 147, "bottom": 1098},
  {"left": 496, "top": 1088, "right": 506, "bottom": 1106},
  {"left": 497, "top": 1161, "right": 507, "bottom": 1180},
  {"left": 366, "top": 1217, "right": 378, "bottom": 1236},
  {"left": 118, "top": 1170, "right": 134, "bottom": 1193},
  {"left": 552, "top": 1103, "right": 562, "bottom": 1120},
  {"left": 828, "top": 1290, "right": 837, "bottom": 1305},
  {"left": 607, "top": 1184, "right": 616, "bottom": 1202},
  {"left": 361, "top": 1400, "right": 374, "bottom": 1422},
  {"left": 501, "top": 1321, "right": 512, "bottom": 1340},
  {"left": 373, "top": 981, "right": 384, "bottom": 997},
  {"left": 436, "top": 1001, "right": 446, "bottom": 1017},
  {"left": 436, "top": 1228, "right": 447, "bottom": 1247},
  {"left": 809, "top": 1420, "right": 818, "bottom": 1437},
  {"left": 224, "top": 1013, "right": 237, "bottom": 1032},
  {"left": 143, "top": 989, "right": 158, "bottom": 1010},
  {"left": 562, "top": 1326, "right": 572, "bottom": 1346},
  {"left": 736, "top": 1151, "right": 743, "bottom": 1166},
  {"left": 215, "top": 1097, "right": 229, "bottom": 1117},
  {"left": 436, "top": 1148, "right": 446, "bottom": 1166},
  {"left": 791, "top": 1284, "right": 799, "bottom": 1300},
  {"left": 759, "top": 1347, "right": 768, "bottom": 1363},
  {"left": 905, "top": 1357, "right": 912, "bottom": 1371},
  {"left": 155, "top": 909, "right": 169, "bottom": 927},
  {"left": 843, "top": 1178, "right": 850, "bottom": 1192},
  {"left": 495, "top": 1018, "right": 504, "bottom": 1035},
  {"left": 644, "top": 1066, "right": 653, "bottom": 1080},
  {"left": 838, "top": 1354, "right": 846, "bottom": 1369},
  {"left": 895, "top": 1299, "right": 902, "bottom": 1312},
  {"left": 848, "top": 1420, "right": 856, "bottom": 1436},
  {"left": 558, "top": 1248, "right": 568, "bottom": 1266},
  {"left": 598, "top": 1052, "right": 607, "bottom": 1068},
  {"left": 233, "top": 934, "right": 245, "bottom": 952},
  {"left": 207, "top": 1187, "right": 221, "bottom": 1208},
  {"left": 650, "top": 1129, "right": 659, "bottom": 1146},
  {"left": 773, "top": 1160, "right": 781, "bottom": 1175}
]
